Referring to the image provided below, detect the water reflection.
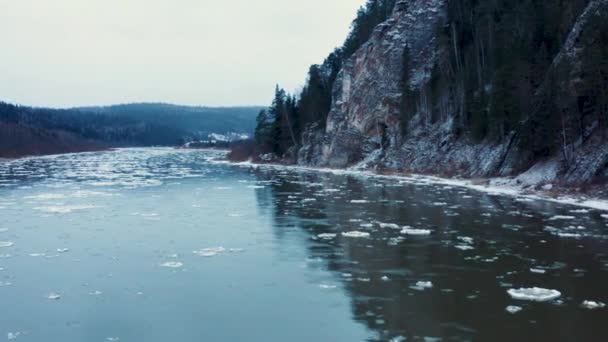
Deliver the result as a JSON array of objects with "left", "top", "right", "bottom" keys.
[{"left": 252, "top": 167, "right": 608, "bottom": 341}]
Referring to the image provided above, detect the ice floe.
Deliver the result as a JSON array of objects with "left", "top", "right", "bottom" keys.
[
  {"left": 530, "top": 268, "right": 546, "bottom": 274},
  {"left": 342, "top": 231, "right": 370, "bottom": 238},
  {"left": 317, "top": 233, "right": 337, "bottom": 240},
  {"left": 0, "top": 241, "right": 14, "bottom": 248},
  {"left": 454, "top": 245, "right": 475, "bottom": 251},
  {"left": 0, "top": 281, "right": 12, "bottom": 287},
  {"left": 34, "top": 204, "right": 97, "bottom": 214},
  {"left": 400, "top": 226, "right": 432, "bottom": 235},
  {"left": 506, "top": 305, "right": 523, "bottom": 314},
  {"left": 350, "top": 200, "right": 369, "bottom": 204},
  {"left": 379, "top": 222, "right": 400, "bottom": 229},
  {"left": 507, "top": 287, "right": 561, "bottom": 302},
  {"left": 581, "top": 300, "right": 606, "bottom": 309},
  {"left": 160, "top": 261, "right": 184, "bottom": 268},
  {"left": 7, "top": 332, "right": 20, "bottom": 340},
  {"left": 56, "top": 248, "right": 69, "bottom": 253},
  {"left": 411, "top": 281, "right": 434, "bottom": 291},
  {"left": 47, "top": 292, "right": 61, "bottom": 300},
  {"left": 193, "top": 247, "right": 226, "bottom": 257},
  {"left": 547, "top": 215, "right": 576, "bottom": 221},
  {"left": 319, "top": 284, "right": 337, "bottom": 289}
]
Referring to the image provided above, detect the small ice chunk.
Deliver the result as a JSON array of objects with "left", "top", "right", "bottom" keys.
[
  {"left": 193, "top": 247, "right": 226, "bottom": 257},
  {"left": 160, "top": 261, "right": 184, "bottom": 268},
  {"left": 570, "top": 209, "right": 590, "bottom": 214},
  {"left": 319, "top": 284, "right": 337, "bottom": 289},
  {"left": 0, "top": 281, "right": 12, "bottom": 287},
  {"left": 89, "top": 290, "right": 103, "bottom": 296},
  {"left": 547, "top": 215, "right": 575, "bottom": 221},
  {"left": 506, "top": 305, "right": 523, "bottom": 314},
  {"left": 0, "top": 241, "right": 14, "bottom": 248},
  {"left": 350, "top": 200, "right": 369, "bottom": 204},
  {"left": 106, "top": 338, "right": 120, "bottom": 342},
  {"left": 342, "top": 231, "right": 370, "bottom": 238},
  {"left": 56, "top": 248, "right": 69, "bottom": 253},
  {"left": 359, "top": 223, "right": 373, "bottom": 228},
  {"left": 317, "top": 233, "right": 337, "bottom": 240},
  {"left": 455, "top": 245, "right": 475, "bottom": 251},
  {"left": 0, "top": 228, "right": 8, "bottom": 233},
  {"left": 411, "top": 281, "right": 433, "bottom": 291},
  {"left": 530, "top": 268, "right": 546, "bottom": 274},
  {"left": 581, "top": 300, "right": 606, "bottom": 309},
  {"left": 7, "top": 332, "right": 20, "bottom": 340},
  {"left": 507, "top": 287, "right": 561, "bottom": 302},
  {"left": 401, "top": 226, "right": 431, "bottom": 235},
  {"left": 379, "top": 223, "right": 400, "bottom": 229},
  {"left": 458, "top": 236, "right": 474, "bottom": 244},
  {"left": 47, "top": 292, "right": 61, "bottom": 300},
  {"left": 381, "top": 276, "right": 391, "bottom": 282}
]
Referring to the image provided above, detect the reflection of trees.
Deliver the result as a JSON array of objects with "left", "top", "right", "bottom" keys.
[{"left": 250, "top": 168, "right": 608, "bottom": 341}]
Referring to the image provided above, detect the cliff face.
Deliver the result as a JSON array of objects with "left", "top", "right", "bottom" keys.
[{"left": 299, "top": 0, "right": 608, "bottom": 187}]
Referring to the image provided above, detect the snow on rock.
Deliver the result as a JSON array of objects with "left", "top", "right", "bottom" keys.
[
  {"left": 342, "top": 231, "right": 371, "bottom": 238},
  {"left": 507, "top": 288, "right": 561, "bottom": 302}
]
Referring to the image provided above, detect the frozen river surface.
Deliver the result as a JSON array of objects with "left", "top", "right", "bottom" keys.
[{"left": 0, "top": 148, "right": 607, "bottom": 341}]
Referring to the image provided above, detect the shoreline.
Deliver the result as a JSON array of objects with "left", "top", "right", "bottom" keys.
[{"left": 217, "top": 158, "right": 608, "bottom": 212}]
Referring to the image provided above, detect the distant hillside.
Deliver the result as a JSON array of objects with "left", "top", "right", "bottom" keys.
[{"left": 0, "top": 101, "right": 262, "bottom": 158}]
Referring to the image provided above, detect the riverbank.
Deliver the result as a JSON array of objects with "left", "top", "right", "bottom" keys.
[{"left": 216, "top": 157, "right": 608, "bottom": 212}]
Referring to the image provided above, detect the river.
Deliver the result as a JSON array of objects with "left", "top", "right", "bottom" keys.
[{"left": 0, "top": 148, "right": 607, "bottom": 341}]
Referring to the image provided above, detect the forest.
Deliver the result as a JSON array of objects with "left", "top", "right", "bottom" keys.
[{"left": 0, "top": 102, "right": 260, "bottom": 157}]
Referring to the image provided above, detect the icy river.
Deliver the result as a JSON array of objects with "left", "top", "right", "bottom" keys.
[{"left": 0, "top": 148, "right": 607, "bottom": 341}]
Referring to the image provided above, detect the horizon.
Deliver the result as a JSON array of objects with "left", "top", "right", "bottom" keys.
[{"left": 0, "top": 0, "right": 364, "bottom": 108}]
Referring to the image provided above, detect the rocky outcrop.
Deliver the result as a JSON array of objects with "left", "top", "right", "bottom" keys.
[{"left": 299, "top": 0, "right": 608, "bottom": 188}]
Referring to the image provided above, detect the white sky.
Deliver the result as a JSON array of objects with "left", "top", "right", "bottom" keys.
[{"left": 0, "top": 0, "right": 364, "bottom": 108}]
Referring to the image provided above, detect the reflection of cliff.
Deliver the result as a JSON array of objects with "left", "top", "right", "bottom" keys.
[{"left": 250, "top": 167, "right": 607, "bottom": 341}]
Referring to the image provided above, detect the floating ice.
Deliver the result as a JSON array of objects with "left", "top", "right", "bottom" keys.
[
  {"left": 56, "top": 248, "right": 69, "bottom": 253},
  {"left": 507, "top": 287, "right": 561, "bottom": 302},
  {"left": 7, "top": 332, "right": 20, "bottom": 340},
  {"left": 0, "top": 228, "right": 8, "bottom": 233},
  {"left": 193, "top": 247, "right": 226, "bottom": 257},
  {"left": 530, "top": 268, "right": 546, "bottom": 274},
  {"left": 381, "top": 276, "right": 391, "bottom": 281},
  {"left": 506, "top": 305, "right": 523, "bottom": 314},
  {"left": 342, "top": 231, "right": 370, "bottom": 238},
  {"left": 359, "top": 223, "right": 373, "bottom": 228},
  {"left": 47, "top": 292, "right": 61, "bottom": 300},
  {"left": 570, "top": 209, "right": 590, "bottom": 214},
  {"left": 319, "top": 284, "right": 337, "bottom": 289},
  {"left": 411, "top": 281, "right": 434, "bottom": 291},
  {"left": 34, "top": 204, "right": 97, "bottom": 214},
  {"left": 0, "top": 281, "right": 12, "bottom": 287},
  {"left": 458, "top": 236, "right": 474, "bottom": 244},
  {"left": 401, "top": 226, "right": 432, "bottom": 235},
  {"left": 350, "top": 200, "right": 369, "bottom": 204},
  {"left": 379, "top": 223, "right": 400, "bottom": 229},
  {"left": 455, "top": 245, "right": 475, "bottom": 251},
  {"left": 581, "top": 300, "right": 606, "bottom": 309},
  {"left": 89, "top": 290, "right": 103, "bottom": 296},
  {"left": 106, "top": 338, "right": 120, "bottom": 342},
  {"left": 160, "top": 261, "right": 184, "bottom": 268},
  {"left": 0, "top": 241, "right": 13, "bottom": 248},
  {"left": 547, "top": 215, "right": 575, "bottom": 221},
  {"left": 317, "top": 233, "right": 337, "bottom": 240}
]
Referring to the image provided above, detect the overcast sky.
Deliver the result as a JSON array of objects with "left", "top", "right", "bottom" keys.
[{"left": 0, "top": 0, "right": 364, "bottom": 108}]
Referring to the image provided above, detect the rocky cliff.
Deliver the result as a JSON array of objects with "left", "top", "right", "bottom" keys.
[{"left": 297, "top": 0, "right": 608, "bottom": 188}]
